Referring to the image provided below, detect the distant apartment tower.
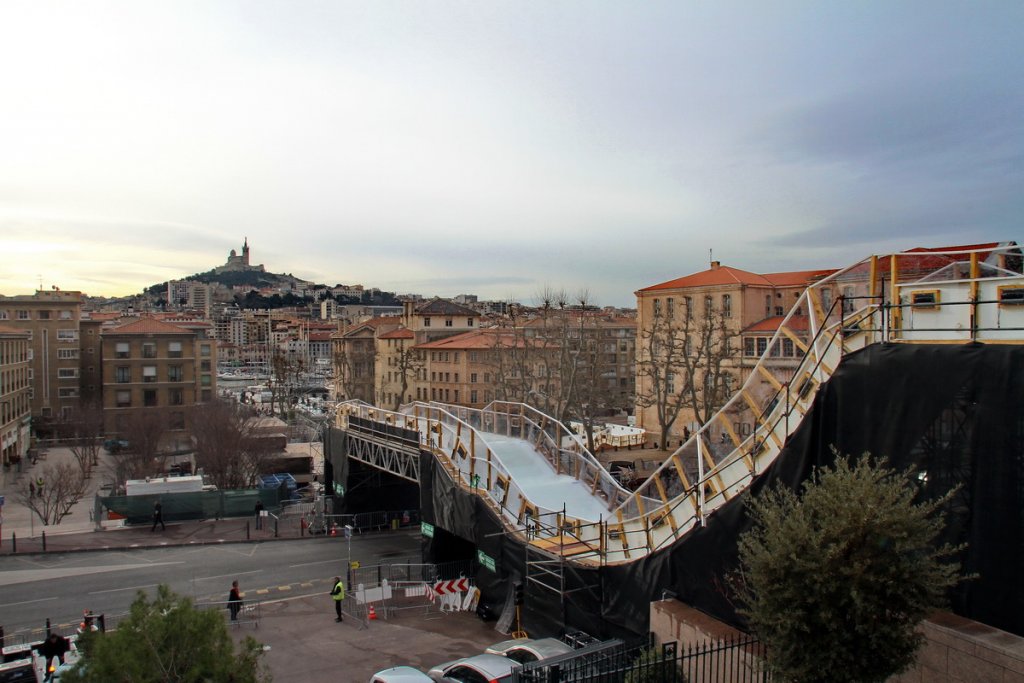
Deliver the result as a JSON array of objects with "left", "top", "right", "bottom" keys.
[
  {"left": 0, "top": 290, "right": 84, "bottom": 428},
  {"left": 100, "top": 317, "right": 217, "bottom": 451},
  {"left": 166, "top": 280, "right": 212, "bottom": 316},
  {"left": 0, "top": 324, "right": 32, "bottom": 468}
]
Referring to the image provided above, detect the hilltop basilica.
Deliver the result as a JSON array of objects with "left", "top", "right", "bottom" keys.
[{"left": 214, "top": 238, "right": 266, "bottom": 274}]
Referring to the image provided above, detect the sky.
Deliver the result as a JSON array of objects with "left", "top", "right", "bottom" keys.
[{"left": 1, "top": 1, "right": 1021, "bottom": 307}]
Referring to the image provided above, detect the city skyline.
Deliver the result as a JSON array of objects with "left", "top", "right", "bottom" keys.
[{"left": 1, "top": 2, "right": 1021, "bottom": 307}]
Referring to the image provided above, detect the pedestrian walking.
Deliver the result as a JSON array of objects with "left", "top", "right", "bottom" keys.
[
  {"left": 254, "top": 499, "right": 264, "bottom": 530},
  {"left": 151, "top": 500, "right": 165, "bottom": 532},
  {"left": 36, "top": 477, "right": 44, "bottom": 497},
  {"left": 228, "top": 580, "right": 243, "bottom": 621},
  {"left": 29, "top": 481, "right": 35, "bottom": 498},
  {"left": 330, "top": 576, "right": 345, "bottom": 622}
]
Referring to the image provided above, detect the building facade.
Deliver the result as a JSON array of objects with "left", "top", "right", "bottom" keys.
[
  {"left": 0, "top": 325, "right": 32, "bottom": 469},
  {"left": 0, "top": 290, "right": 85, "bottom": 429},
  {"left": 100, "top": 317, "right": 217, "bottom": 452}
]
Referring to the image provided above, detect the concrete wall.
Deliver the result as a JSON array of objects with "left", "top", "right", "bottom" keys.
[{"left": 650, "top": 601, "right": 1024, "bottom": 683}]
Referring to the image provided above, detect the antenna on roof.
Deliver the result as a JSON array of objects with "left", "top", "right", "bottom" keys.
[{"left": 709, "top": 249, "right": 713, "bottom": 267}]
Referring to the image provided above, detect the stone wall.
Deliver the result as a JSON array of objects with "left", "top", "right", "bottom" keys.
[{"left": 650, "top": 601, "right": 1024, "bottom": 683}]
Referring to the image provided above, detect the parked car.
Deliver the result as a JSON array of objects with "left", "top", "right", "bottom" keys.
[
  {"left": 369, "top": 666, "right": 433, "bottom": 683},
  {"left": 426, "top": 653, "right": 518, "bottom": 682},
  {"left": 484, "top": 637, "right": 574, "bottom": 664}
]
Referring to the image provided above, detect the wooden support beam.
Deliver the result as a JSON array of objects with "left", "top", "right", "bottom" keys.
[
  {"left": 741, "top": 390, "right": 782, "bottom": 449},
  {"left": 778, "top": 325, "right": 809, "bottom": 353},
  {"left": 671, "top": 454, "right": 691, "bottom": 490}
]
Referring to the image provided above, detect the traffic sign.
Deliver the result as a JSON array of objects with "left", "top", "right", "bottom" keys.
[
  {"left": 421, "top": 521, "right": 434, "bottom": 538},
  {"left": 476, "top": 549, "right": 496, "bottom": 572}
]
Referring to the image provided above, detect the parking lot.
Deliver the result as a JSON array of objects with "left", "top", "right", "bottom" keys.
[{"left": 231, "top": 592, "right": 507, "bottom": 682}]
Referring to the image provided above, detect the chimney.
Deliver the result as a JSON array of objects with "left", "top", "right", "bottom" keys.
[{"left": 710, "top": 261, "right": 721, "bottom": 270}]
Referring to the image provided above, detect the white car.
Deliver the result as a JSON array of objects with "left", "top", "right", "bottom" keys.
[
  {"left": 427, "top": 653, "right": 519, "bottom": 682},
  {"left": 484, "top": 637, "right": 575, "bottom": 664},
  {"left": 369, "top": 665, "right": 434, "bottom": 682}
]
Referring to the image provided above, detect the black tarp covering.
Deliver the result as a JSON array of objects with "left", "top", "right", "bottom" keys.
[
  {"left": 325, "top": 426, "right": 421, "bottom": 513},
  {"left": 420, "top": 344, "right": 1024, "bottom": 639}
]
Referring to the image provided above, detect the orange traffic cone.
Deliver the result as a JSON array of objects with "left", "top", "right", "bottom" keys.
[
  {"left": 368, "top": 604, "right": 377, "bottom": 620},
  {"left": 330, "top": 523, "right": 337, "bottom": 537}
]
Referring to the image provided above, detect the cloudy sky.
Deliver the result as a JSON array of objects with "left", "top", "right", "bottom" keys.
[{"left": 1, "top": 1, "right": 1021, "bottom": 307}]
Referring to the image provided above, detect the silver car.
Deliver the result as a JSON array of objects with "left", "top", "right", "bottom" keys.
[
  {"left": 484, "top": 637, "right": 575, "bottom": 664},
  {"left": 369, "top": 666, "right": 434, "bottom": 682},
  {"left": 427, "top": 653, "right": 518, "bottom": 682}
]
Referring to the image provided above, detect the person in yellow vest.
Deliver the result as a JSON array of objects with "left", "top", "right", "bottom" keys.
[{"left": 330, "top": 576, "right": 345, "bottom": 622}]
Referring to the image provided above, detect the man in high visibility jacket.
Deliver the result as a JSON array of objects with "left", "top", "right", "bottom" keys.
[{"left": 331, "top": 576, "right": 345, "bottom": 622}]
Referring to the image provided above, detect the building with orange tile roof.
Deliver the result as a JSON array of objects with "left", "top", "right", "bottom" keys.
[
  {"left": 100, "top": 316, "right": 217, "bottom": 454},
  {"left": 0, "top": 323, "right": 32, "bottom": 468},
  {"left": 635, "top": 261, "right": 835, "bottom": 444}
]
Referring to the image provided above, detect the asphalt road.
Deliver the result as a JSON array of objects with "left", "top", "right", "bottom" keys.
[{"left": 0, "top": 530, "right": 422, "bottom": 638}]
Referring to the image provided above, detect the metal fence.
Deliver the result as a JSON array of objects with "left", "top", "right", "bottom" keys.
[{"left": 514, "top": 635, "right": 770, "bottom": 683}]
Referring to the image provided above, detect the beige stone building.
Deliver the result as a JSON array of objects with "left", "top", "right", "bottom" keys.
[
  {"left": 635, "top": 261, "right": 834, "bottom": 443},
  {"left": 100, "top": 317, "right": 217, "bottom": 451},
  {"left": 0, "top": 290, "right": 85, "bottom": 429},
  {"left": 0, "top": 324, "right": 32, "bottom": 468}
]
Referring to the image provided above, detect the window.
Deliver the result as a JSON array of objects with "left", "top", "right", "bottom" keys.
[
  {"left": 705, "top": 295, "right": 713, "bottom": 313},
  {"left": 142, "top": 343, "right": 157, "bottom": 358},
  {"left": 115, "top": 366, "right": 131, "bottom": 383},
  {"left": 842, "top": 286, "right": 855, "bottom": 314},
  {"left": 169, "top": 341, "right": 183, "bottom": 358},
  {"left": 0, "top": 311, "right": 7, "bottom": 320},
  {"left": 453, "top": 390, "right": 459, "bottom": 402},
  {"left": 17, "top": 310, "right": 29, "bottom": 320},
  {"left": 666, "top": 297, "right": 674, "bottom": 318},
  {"left": 666, "top": 372, "right": 675, "bottom": 394},
  {"left": 200, "top": 360, "right": 211, "bottom": 371},
  {"left": 168, "top": 365, "right": 183, "bottom": 382},
  {"left": 199, "top": 344, "right": 210, "bottom": 357},
  {"left": 684, "top": 296, "right": 693, "bottom": 319},
  {"left": 910, "top": 290, "right": 939, "bottom": 309},
  {"left": 468, "top": 318, "right": 474, "bottom": 327},
  {"left": 38, "top": 310, "right": 50, "bottom": 320},
  {"left": 57, "top": 329, "right": 78, "bottom": 342},
  {"left": 454, "top": 373, "right": 459, "bottom": 382},
  {"left": 723, "top": 294, "right": 732, "bottom": 318},
  {"left": 58, "top": 368, "right": 79, "bottom": 379},
  {"left": 756, "top": 338, "right": 768, "bottom": 356},
  {"left": 765, "top": 295, "right": 772, "bottom": 318},
  {"left": 423, "top": 317, "right": 431, "bottom": 327},
  {"left": 999, "top": 286, "right": 1024, "bottom": 305},
  {"left": 116, "top": 390, "right": 131, "bottom": 407},
  {"left": 470, "top": 373, "right": 477, "bottom": 383},
  {"left": 201, "top": 374, "right": 211, "bottom": 386},
  {"left": 115, "top": 342, "right": 130, "bottom": 358},
  {"left": 445, "top": 318, "right": 453, "bottom": 327},
  {"left": 782, "top": 338, "right": 795, "bottom": 357},
  {"left": 821, "top": 288, "right": 833, "bottom": 313},
  {"left": 744, "top": 338, "right": 756, "bottom": 357},
  {"left": 58, "top": 387, "right": 79, "bottom": 398},
  {"left": 775, "top": 306, "right": 784, "bottom": 316},
  {"left": 60, "top": 310, "right": 72, "bottom": 320},
  {"left": 143, "top": 366, "right": 157, "bottom": 383},
  {"left": 470, "top": 390, "right": 478, "bottom": 403},
  {"left": 144, "top": 390, "right": 158, "bottom": 407},
  {"left": 58, "top": 349, "right": 79, "bottom": 359}
]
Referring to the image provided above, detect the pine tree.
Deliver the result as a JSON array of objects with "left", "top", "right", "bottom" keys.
[
  {"left": 734, "top": 453, "right": 965, "bottom": 683},
  {"left": 64, "top": 584, "right": 269, "bottom": 683}
]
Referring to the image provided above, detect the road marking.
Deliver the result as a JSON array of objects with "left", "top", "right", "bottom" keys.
[
  {"left": 0, "top": 596, "right": 57, "bottom": 608},
  {"left": 278, "top": 585, "right": 291, "bottom": 591},
  {"left": 195, "top": 569, "right": 263, "bottom": 582},
  {"left": 88, "top": 582, "right": 160, "bottom": 595},
  {"left": 256, "top": 589, "right": 270, "bottom": 594},
  {"left": 288, "top": 559, "right": 344, "bottom": 568}
]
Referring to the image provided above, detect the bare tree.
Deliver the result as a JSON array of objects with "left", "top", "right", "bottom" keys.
[
  {"left": 18, "top": 461, "right": 88, "bottom": 526},
  {"left": 192, "top": 401, "right": 276, "bottom": 489},
  {"left": 54, "top": 401, "right": 105, "bottom": 479},
  {"left": 381, "top": 344, "right": 425, "bottom": 411},
  {"left": 113, "top": 410, "right": 170, "bottom": 482},
  {"left": 636, "top": 299, "right": 739, "bottom": 444}
]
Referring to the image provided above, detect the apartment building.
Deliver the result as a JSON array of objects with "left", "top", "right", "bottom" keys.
[
  {"left": 375, "top": 327, "right": 417, "bottom": 409},
  {"left": 100, "top": 317, "right": 217, "bottom": 451},
  {"left": 166, "top": 280, "right": 212, "bottom": 317},
  {"left": 0, "top": 290, "right": 85, "bottom": 428},
  {"left": 331, "top": 317, "right": 403, "bottom": 403},
  {"left": 401, "top": 298, "right": 479, "bottom": 343},
  {"left": 414, "top": 329, "right": 509, "bottom": 409},
  {"left": 635, "top": 261, "right": 834, "bottom": 443},
  {"left": 0, "top": 325, "right": 32, "bottom": 468}
]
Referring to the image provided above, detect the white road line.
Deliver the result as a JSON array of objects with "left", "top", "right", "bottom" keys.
[
  {"left": 288, "top": 559, "right": 344, "bottom": 568},
  {"left": 88, "top": 582, "right": 160, "bottom": 595},
  {"left": 0, "top": 596, "right": 57, "bottom": 608},
  {"left": 195, "top": 569, "right": 263, "bottom": 581}
]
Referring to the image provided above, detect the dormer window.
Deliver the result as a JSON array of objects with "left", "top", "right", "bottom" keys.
[{"left": 424, "top": 317, "right": 431, "bottom": 327}]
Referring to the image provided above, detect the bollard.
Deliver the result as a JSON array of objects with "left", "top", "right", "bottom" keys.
[
  {"left": 42, "top": 530, "right": 46, "bottom": 552},
  {"left": 1, "top": 625, "right": 5, "bottom": 648},
  {"left": 246, "top": 521, "right": 250, "bottom": 541},
  {"left": 11, "top": 532, "right": 16, "bottom": 554},
  {"left": 274, "top": 518, "right": 279, "bottom": 538},
  {"left": 46, "top": 618, "right": 51, "bottom": 637}
]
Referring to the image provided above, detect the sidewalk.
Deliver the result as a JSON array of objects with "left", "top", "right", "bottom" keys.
[{"left": 0, "top": 445, "right": 309, "bottom": 555}]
